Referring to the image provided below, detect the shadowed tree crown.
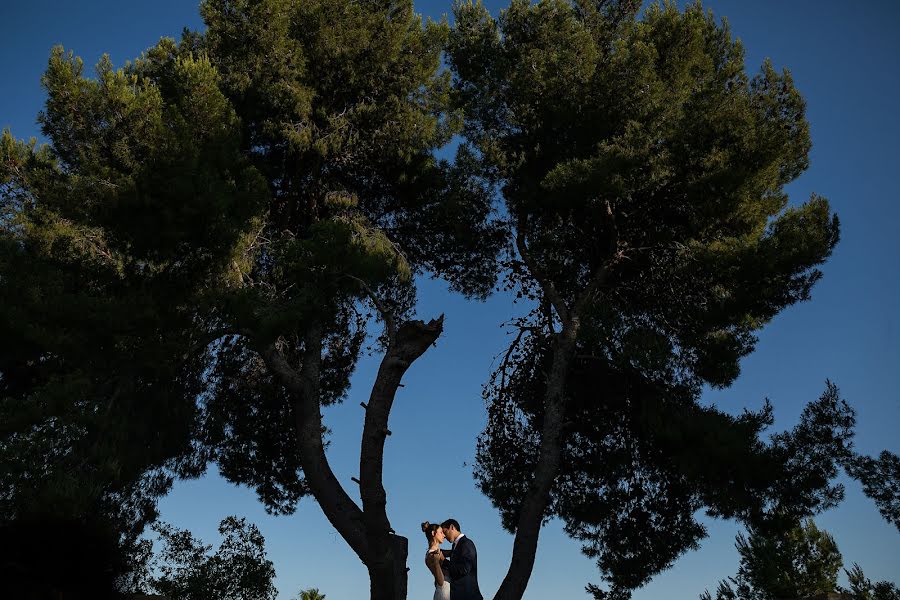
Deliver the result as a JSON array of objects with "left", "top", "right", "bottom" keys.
[
  {"left": 448, "top": 1, "right": 845, "bottom": 598},
  {"left": 450, "top": 0, "right": 838, "bottom": 390},
  {"left": 186, "top": 0, "right": 504, "bottom": 514},
  {"left": 2, "top": 2, "right": 503, "bottom": 598}
]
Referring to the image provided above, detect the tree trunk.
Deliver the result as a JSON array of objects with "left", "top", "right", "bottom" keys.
[
  {"left": 362, "top": 317, "right": 444, "bottom": 600},
  {"left": 493, "top": 319, "right": 580, "bottom": 600},
  {"left": 367, "top": 534, "right": 409, "bottom": 600},
  {"left": 261, "top": 317, "right": 443, "bottom": 600},
  {"left": 391, "top": 534, "right": 409, "bottom": 600},
  {"left": 260, "top": 324, "right": 370, "bottom": 562}
]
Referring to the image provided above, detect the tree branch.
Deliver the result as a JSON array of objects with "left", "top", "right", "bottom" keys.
[
  {"left": 257, "top": 324, "right": 370, "bottom": 563},
  {"left": 496, "top": 324, "right": 537, "bottom": 401},
  {"left": 343, "top": 274, "right": 397, "bottom": 342},
  {"left": 359, "top": 316, "right": 444, "bottom": 583},
  {"left": 574, "top": 200, "right": 622, "bottom": 316},
  {"left": 179, "top": 327, "right": 252, "bottom": 363},
  {"left": 515, "top": 226, "right": 571, "bottom": 324}
]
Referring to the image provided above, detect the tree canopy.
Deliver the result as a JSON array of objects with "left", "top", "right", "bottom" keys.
[
  {"left": 2, "top": 1, "right": 897, "bottom": 599},
  {"left": 146, "top": 516, "right": 278, "bottom": 600},
  {"left": 1, "top": 1, "right": 502, "bottom": 598},
  {"left": 0, "top": 46, "right": 239, "bottom": 553},
  {"left": 447, "top": 1, "right": 860, "bottom": 597}
]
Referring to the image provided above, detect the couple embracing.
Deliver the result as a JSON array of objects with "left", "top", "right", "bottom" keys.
[{"left": 421, "top": 518, "right": 483, "bottom": 600}]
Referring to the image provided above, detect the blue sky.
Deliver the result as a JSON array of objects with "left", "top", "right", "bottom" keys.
[{"left": 2, "top": 1, "right": 898, "bottom": 598}]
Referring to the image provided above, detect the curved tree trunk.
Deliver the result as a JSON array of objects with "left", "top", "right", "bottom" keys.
[
  {"left": 493, "top": 320, "right": 580, "bottom": 600},
  {"left": 262, "top": 317, "right": 443, "bottom": 600},
  {"left": 261, "top": 323, "right": 370, "bottom": 562},
  {"left": 362, "top": 317, "right": 444, "bottom": 600}
]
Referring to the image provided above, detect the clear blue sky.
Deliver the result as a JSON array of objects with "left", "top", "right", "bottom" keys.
[{"left": 2, "top": 1, "right": 898, "bottom": 598}]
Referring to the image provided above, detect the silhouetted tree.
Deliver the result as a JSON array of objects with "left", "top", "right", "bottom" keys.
[
  {"left": 5, "top": 2, "right": 895, "bottom": 600},
  {"left": 447, "top": 1, "right": 868, "bottom": 597},
  {"left": 148, "top": 516, "right": 277, "bottom": 600},
  {"left": 700, "top": 519, "right": 899, "bottom": 600},
  {"left": 1, "top": 2, "right": 502, "bottom": 599}
]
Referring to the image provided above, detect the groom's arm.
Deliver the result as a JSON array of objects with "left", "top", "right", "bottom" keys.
[{"left": 447, "top": 540, "right": 475, "bottom": 579}]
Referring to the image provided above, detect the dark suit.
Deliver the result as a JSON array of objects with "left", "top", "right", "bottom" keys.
[{"left": 445, "top": 535, "right": 483, "bottom": 600}]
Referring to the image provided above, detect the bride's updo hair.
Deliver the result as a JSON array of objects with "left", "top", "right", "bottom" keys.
[{"left": 421, "top": 521, "right": 440, "bottom": 544}]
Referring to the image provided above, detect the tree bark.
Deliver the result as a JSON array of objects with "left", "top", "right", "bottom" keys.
[
  {"left": 260, "top": 323, "right": 370, "bottom": 563},
  {"left": 361, "top": 317, "right": 444, "bottom": 600},
  {"left": 493, "top": 217, "right": 618, "bottom": 600},
  {"left": 492, "top": 318, "right": 580, "bottom": 600},
  {"left": 261, "top": 317, "right": 443, "bottom": 600}
]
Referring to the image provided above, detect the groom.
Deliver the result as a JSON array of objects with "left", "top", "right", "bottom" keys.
[{"left": 440, "top": 518, "right": 483, "bottom": 600}]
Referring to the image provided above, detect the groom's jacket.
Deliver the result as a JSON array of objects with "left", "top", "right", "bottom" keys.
[{"left": 446, "top": 535, "right": 483, "bottom": 600}]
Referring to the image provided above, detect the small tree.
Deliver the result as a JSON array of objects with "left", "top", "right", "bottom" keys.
[
  {"left": 297, "top": 589, "right": 327, "bottom": 600},
  {"left": 842, "top": 564, "right": 900, "bottom": 600},
  {"left": 701, "top": 519, "right": 900, "bottom": 600},
  {"left": 147, "top": 516, "right": 277, "bottom": 600},
  {"left": 722, "top": 519, "right": 842, "bottom": 600}
]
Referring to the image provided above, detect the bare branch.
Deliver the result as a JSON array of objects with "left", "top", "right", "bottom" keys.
[
  {"left": 496, "top": 326, "right": 533, "bottom": 401},
  {"left": 359, "top": 316, "right": 443, "bottom": 565}
]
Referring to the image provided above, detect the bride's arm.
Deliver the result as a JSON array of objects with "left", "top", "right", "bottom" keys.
[{"left": 428, "top": 552, "right": 445, "bottom": 587}]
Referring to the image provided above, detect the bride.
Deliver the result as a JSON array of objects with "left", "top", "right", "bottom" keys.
[{"left": 421, "top": 521, "right": 450, "bottom": 600}]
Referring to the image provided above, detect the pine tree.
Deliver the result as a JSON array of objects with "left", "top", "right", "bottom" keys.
[
  {"left": 1, "top": 2, "right": 502, "bottom": 599},
  {"left": 448, "top": 1, "right": 853, "bottom": 597},
  {"left": 701, "top": 519, "right": 900, "bottom": 600}
]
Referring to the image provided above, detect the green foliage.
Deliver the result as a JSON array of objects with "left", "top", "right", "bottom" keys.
[
  {"left": 701, "top": 520, "right": 900, "bottom": 600},
  {"left": 187, "top": 0, "right": 502, "bottom": 511},
  {"left": 450, "top": 1, "right": 845, "bottom": 597},
  {"left": 483, "top": 365, "right": 857, "bottom": 597},
  {"left": 733, "top": 519, "right": 842, "bottom": 599},
  {"left": 1, "top": 102, "right": 215, "bottom": 541},
  {"left": 451, "top": 0, "right": 838, "bottom": 389},
  {"left": 0, "top": 15, "right": 270, "bottom": 543},
  {"left": 843, "top": 451, "right": 900, "bottom": 532},
  {"left": 37, "top": 47, "right": 267, "bottom": 268},
  {"left": 195, "top": 0, "right": 503, "bottom": 300},
  {"left": 297, "top": 588, "right": 327, "bottom": 600},
  {"left": 147, "top": 516, "right": 277, "bottom": 600},
  {"left": 841, "top": 564, "right": 900, "bottom": 600},
  {"left": 1, "top": 0, "right": 503, "bottom": 571}
]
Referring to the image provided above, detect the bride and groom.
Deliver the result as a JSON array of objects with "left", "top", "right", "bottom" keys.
[{"left": 421, "top": 518, "right": 483, "bottom": 600}]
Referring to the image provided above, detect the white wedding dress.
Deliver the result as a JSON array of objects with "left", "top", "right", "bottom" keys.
[{"left": 427, "top": 550, "right": 450, "bottom": 600}]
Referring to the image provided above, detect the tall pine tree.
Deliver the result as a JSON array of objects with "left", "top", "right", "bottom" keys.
[
  {"left": 448, "top": 1, "right": 864, "bottom": 598},
  {"left": 1, "top": 2, "right": 503, "bottom": 598}
]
